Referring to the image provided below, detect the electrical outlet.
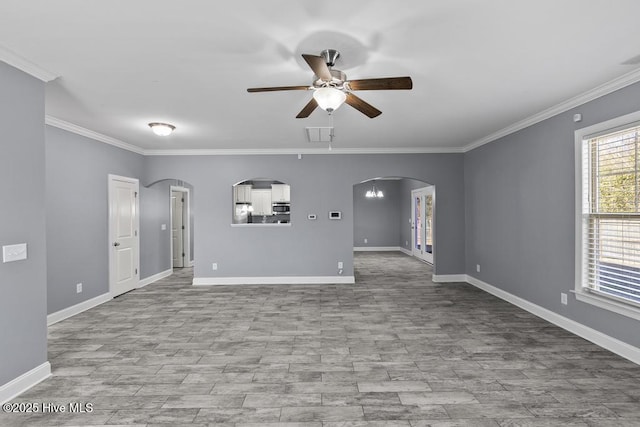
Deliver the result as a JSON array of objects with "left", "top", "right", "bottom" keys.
[
  {"left": 2, "top": 243, "right": 27, "bottom": 263},
  {"left": 476, "top": 264, "right": 480, "bottom": 273},
  {"left": 406, "top": 240, "right": 409, "bottom": 246},
  {"left": 76, "top": 283, "right": 82, "bottom": 293},
  {"left": 212, "top": 263, "right": 218, "bottom": 271},
  {"left": 364, "top": 238, "right": 368, "bottom": 244},
  {"left": 338, "top": 261, "right": 343, "bottom": 269},
  {"left": 561, "top": 292, "right": 568, "bottom": 305}
]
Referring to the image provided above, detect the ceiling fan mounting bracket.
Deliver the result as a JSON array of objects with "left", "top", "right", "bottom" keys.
[{"left": 321, "top": 49, "right": 340, "bottom": 67}]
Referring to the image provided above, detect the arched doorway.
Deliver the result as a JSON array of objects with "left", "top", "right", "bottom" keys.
[{"left": 353, "top": 177, "right": 434, "bottom": 266}]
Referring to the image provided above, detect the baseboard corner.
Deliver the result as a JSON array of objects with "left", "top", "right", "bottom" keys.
[{"left": 0, "top": 362, "right": 51, "bottom": 404}]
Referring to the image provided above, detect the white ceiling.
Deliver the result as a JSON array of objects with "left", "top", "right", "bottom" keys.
[{"left": 2, "top": 0, "right": 640, "bottom": 153}]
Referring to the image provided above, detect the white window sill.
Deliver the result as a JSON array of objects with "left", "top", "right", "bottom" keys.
[{"left": 573, "top": 289, "right": 640, "bottom": 322}]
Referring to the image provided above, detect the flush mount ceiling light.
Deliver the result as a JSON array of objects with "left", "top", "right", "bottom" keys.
[
  {"left": 148, "top": 122, "right": 175, "bottom": 136},
  {"left": 312, "top": 87, "right": 347, "bottom": 114},
  {"left": 365, "top": 183, "right": 384, "bottom": 198}
]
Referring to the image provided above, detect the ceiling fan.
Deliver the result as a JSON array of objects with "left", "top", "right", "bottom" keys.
[{"left": 247, "top": 49, "right": 412, "bottom": 118}]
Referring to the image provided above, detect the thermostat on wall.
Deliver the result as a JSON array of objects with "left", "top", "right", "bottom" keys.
[{"left": 329, "top": 211, "right": 342, "bottom": 220}]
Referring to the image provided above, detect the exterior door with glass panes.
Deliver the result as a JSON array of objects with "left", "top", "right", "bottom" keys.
[{"left": 411, "top": 186, "right": 434, "bottom": 264}]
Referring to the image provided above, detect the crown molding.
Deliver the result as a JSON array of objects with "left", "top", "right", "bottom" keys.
[
  {"left": 463, "top": 67, "right": 640, "bottom": 152},
  {"left": 45, "top": 64, "right": 640, "bottom": 157},
  {"left": 0, "top": 45, "right": 58, "bottom": 82},
  {"left": 45, "top": 116, "right": 145, "bottom": 155},
  {"left": 143, "top": 146, "right": 465, "bottom": 156},
  {"left": 43, "top": 117, "right": 464, "bottom": 156}
]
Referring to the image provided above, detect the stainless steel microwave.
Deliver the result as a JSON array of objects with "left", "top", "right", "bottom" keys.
[{"left": 272, "top": 202, "right": 290, "bottom": 214}]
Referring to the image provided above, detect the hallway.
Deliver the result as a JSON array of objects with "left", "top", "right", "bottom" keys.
[{"left": 2, "top": 252, "right": 640, "bottom": 425}]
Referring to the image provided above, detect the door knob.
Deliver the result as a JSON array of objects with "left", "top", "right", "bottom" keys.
[{"left": 113, "top": 242, "right": 120, "bottom": 247}]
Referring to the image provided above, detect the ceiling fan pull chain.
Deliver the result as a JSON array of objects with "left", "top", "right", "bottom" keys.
[{"left": 329, "top": 113, "right": 334, "bottom": 151}]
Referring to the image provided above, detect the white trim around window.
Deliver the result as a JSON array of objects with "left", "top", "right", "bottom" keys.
[{"left": 575, "top": 109, "right": 640, "bottom": 321}]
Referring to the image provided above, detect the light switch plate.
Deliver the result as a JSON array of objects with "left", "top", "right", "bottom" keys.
[{"left": 3, "top": 243, "right": 27, "bottom": 263}]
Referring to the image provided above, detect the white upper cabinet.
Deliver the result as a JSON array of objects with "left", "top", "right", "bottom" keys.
[
  {"left": 271, "top": 184, "right": 290, "bottom": 202},
  {"left": 251, "top": 189, "right": 272, "bottom": 215},
  {"left": 234, "top": 184, "right": 252, "bottom": 203}
]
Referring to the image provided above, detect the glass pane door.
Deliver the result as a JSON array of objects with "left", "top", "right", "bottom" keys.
[
  {"left": 414, "top": 195, "right": 422, "bottom": 251},
  {"left": 411, "top": 186, "right": 434, "bottom": 264},
  {"left": 425, "top": 193, "right": 433, "bottom": 257}
]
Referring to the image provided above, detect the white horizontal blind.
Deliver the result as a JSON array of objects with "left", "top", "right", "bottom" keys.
[{"left": 583, "top": 125, "right": 640, "bottom": 306}]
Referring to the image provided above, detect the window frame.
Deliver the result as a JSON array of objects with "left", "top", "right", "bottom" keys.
[{"left": 574, "top": 110, "right": 640, "bottom": 321}]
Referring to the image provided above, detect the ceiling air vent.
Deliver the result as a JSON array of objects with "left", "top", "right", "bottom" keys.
[{"left": 305, "top": 127, "right": 334, "bottom": 143}]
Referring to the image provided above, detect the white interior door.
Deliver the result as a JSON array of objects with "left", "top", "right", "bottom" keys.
[
  {"left": 411, "top": 186, "right": 435, "bottom": 264},
  {"left": 171, "top": 190, "right": 185, "bottom": 268},
  {"left": 424, "top": 187, "right": 434, "bottom": 264},
  {"left": 108, "top": 175, "right": 139, "bottom": 297}
]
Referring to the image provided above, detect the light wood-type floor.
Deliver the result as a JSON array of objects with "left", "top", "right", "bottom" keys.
[{"left": 2, "top": 252, "right": 640, "bottom": 426}]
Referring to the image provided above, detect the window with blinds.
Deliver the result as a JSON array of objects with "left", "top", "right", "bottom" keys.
[{"left": 581, "top": 124, "right": 640, "bottom": 307}]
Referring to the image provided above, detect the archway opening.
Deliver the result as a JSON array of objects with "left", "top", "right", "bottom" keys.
[{"left": 353, "top": 176, "right": 434, "bottom": 266}]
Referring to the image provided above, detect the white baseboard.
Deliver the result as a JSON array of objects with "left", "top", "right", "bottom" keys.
[
  {"left": 139, "top": 268, "right": 173, "bottom": 288},
  {"left": 353, "top": 246, "right": 405, "bottom": 252},
  {"left": 47, "top": 269, "right": 173, "bottom": 326},
  {"left": 0, "top": 362, "right": 51, "bottom": 404},
  {"left": 193, "top": 276, "right": 356, "bottom": 286},
  {"left": 466, "top": 274, "right": 640, "bottom": 366},
  {"left": 47, "top": 293, "right": 112, "bottom": 326},
  {"left": 353, "top": 246, "right": 413, "bottom": 256},
  {"left": 398, "top": 247, "right": 412, "bottom": 256},
  {"left": 432, "top": 274, "right": 467, "bottom": 283}
]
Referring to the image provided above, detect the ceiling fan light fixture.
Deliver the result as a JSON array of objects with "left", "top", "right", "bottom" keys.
[
  {"left": 313, "top": 87, "right": 346, "bottom": 114},
  {"left": 148, "top": 122, "right": 176, "bottom": 136}
]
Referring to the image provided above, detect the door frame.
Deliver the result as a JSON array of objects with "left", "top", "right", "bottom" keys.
[
  {"left": 108, "top": 174, "right": 140, "bottom": 297},
  {"left": 411, "top": 185, "right": 435, "bottom": 264},
  {"left": 170, "top": 186, "right": 191, "bottom": 268}
]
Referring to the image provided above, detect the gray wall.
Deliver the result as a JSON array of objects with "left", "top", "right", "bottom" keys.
[
  {"left": 465, "top": 81, "right": 640, "bottom": 347},
  {"left": 0, "top": 63, "right": 48, "bottom": 384},
  {"left": 45, "top": 126, "right": 146, "bottom": 313},
  {"left": 144, "top": 153, "right": 466, "bottom": 279},
  {"left": 353, "top": 180, "right": 401, "bottom": 248}
]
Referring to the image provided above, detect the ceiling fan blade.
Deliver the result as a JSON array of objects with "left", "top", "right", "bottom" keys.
[
  {"left": 347, "top": 76, "right": 413, "bottom": 91},
  {"left": 345, "top": 93, "right": 382, "bottom": 118},
  {"left": 247, "top": 85, "right": 310, "bottom": 93},
  {"left": 296, "top": 98, "right": 318, "bottom": 118},
  {"left": 302, "top": 54, "right": 332, "bottom": 81}
]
